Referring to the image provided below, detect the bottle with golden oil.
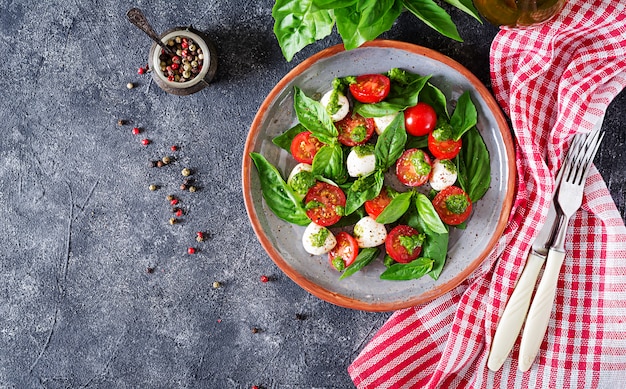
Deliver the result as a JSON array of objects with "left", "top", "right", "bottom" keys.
[{"left": 474, "top": 0, "right": 567, "bottom": 27}]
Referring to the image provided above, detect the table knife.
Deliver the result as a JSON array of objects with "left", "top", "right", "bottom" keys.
[{"left": 487, "top": 203, "right": 561, "bottom": 371}]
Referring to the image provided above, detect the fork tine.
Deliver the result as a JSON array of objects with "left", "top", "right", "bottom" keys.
[{"left": 573, "top": 130, "right": 604, "bottom": 185}]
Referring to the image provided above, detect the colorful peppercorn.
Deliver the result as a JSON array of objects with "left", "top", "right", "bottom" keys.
[
  {"left": 141, "top": 139, "right": 150, "bottom": 146},
  {"left": 158, "top": 35, "right": 204, "bottom": 83},
  {"left": 187, "top": 247, "right": 196, "bottom": 255},
  {"left": 260, "top": 275, "right": 269, "bottom": 283},
  {"left": 181, "top": 168, "right": 191, "bottom": 177},
  {"left": 132, "top": 127, "right": 140, "bottom": 135}
]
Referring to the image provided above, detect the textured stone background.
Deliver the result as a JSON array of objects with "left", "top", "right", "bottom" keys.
[{"left": 0, "top": 1, "right": 624, "bottom": 388}]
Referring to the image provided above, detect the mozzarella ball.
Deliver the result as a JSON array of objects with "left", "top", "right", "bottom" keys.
[
  {"left": 347, "top": 147, "right": 376, "bottom": 178},
  {"left": 373, "top": 113, "right": 399, "bottom": 135},
  {"left": 320, "top": 90, "right": 350, "bottom": 122},
  {"left": 353, "top": 216, "right": 387, "bottom": 248},
  {"left": 429, "top": 159, "right": 458, "bottom": 191},
  {"left": 302, "top": 222, "right": 337, "bottom": 255}
]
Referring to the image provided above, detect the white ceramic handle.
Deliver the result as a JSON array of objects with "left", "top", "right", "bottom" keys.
[
  {"left": 518, "top": 248, "right": 566, "bottom": 372},
  {"left": 487, "top": 252, "right": 545, "bottom": 371}
]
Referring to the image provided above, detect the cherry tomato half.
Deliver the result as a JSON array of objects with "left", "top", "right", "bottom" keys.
[
  {"left": 349, "top": 74, "right": 391, "bottom": 104},
  {"left": 304, "top": 182, "right": 346, "bottom": 227},
  {"left": 385, "top": 225, "right": 425, "bottom": 263},
  {"left": 428, "top": 127, "right": 462, "bottom": 160},
  {"left": 432, "top": 185, "right": 472, "bottom": 225},
  {"left": 336, "top": 112, "right": 375, "bottom": 146},
  {"left": 290, "top": 131, "right": 323, "bottom": 164},
  {"left": 364, "top": 187, "right": 393, "bottom": 219},
  {"left": 404, "top": 102, "right": 437, "bottom": 137},
  {"left": 328, "top": 231, "right": 358, "bottom": 271},
  {"left": 395, "top": 148, "right": 432, "bottom": 187}
]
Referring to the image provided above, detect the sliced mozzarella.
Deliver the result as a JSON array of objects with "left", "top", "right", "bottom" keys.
[
  {"left": 429, "top": 159, "right": 458, "bottom": 191},
  {"left": 287, "top": 163, "right": 313, "bottom": 183},
  {"left": 320, "top": 90, "right": 350, "bottom": 122},
  {"left": 346, "top": 148, "right": 376, "bottom": 178},
  {"left": 302, "top": 222, "right": 337, "bottom": 255},
  {"left": 373, "top": 113, "right": 399, "bottom": 135},
  {"left": 353, "top": 216, "right": 387, "bottom": 248}
]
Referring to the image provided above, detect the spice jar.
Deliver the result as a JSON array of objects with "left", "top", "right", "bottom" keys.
[
  {"left": 149, "top": 27, "right": 218, "bottom": 95},
  {"left": 474, "top": 0, "right": 567, "bottom": 28}
]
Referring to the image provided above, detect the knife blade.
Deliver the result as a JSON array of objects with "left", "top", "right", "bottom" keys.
[{"left": 487, "top": 186, "right": 562, "bottom": 371}]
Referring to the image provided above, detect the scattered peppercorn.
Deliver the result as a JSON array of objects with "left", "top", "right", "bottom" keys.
[
  {"left": 180, "top": 184, "right": 188, "bottom": 191},
  {"left": 196, "top": 231, "right": 205, "bottom": 242},
  {"left": 170, "top": 198, "right": 179, "bottom": 206},
  {"left": 187, "top": 247, "right": 196, "bottom": 255},
  {"left": 251, "top": 327, "right": 259, "bottom": 334},
  {"left": 171, "top": 145, "right": 178, "bottom": 152},
  {"left": 127, "top": 82, "right": 135, "bottom": 89},
  {"left": 156, "top": 160, "right": 164, "bottom": 168},
  {"left": 117, "top": 119, "right": 127, "bottom": 126},
  {"left": 181, "top": 168, "right": 191, "bottom": 177},
  {"left": 132, "top": 127, "right": 140, "bottom": 135},
  {"left": 260, "top": 275, "right": 269, "bottom": 283},
  {"left": 169, "top": 217, "right": 177, "bottom": 225},
  {"left": 212, "top": 281, "right": 221, "bottom": 288},
  {"left": 162, "top": 156, "right": 172, "bottom": 164},
  {"left": 138, "top": 67, "right": 145, "bottom": 75},
  {"left": 188, "top": 186, "right": 197, "bottom": 193},
  {"left": 150, "top": 160, "right": 158, "bottom": 168},
  {"left": 141, "top": 138, "right": 150, "bottom": 146},
  {"left": 149, "top": 184, "right": 158, "bottom": 191},
  {"left": 166, "top": 195, "right": 174, "bottom": 201},
  {"left": 175, "top": 209, "right": 183, "bottom": 217}
]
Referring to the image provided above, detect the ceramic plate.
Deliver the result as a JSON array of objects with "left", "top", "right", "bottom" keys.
[{"left": 242, "top": 41, "right": 515, "bottom": 311}]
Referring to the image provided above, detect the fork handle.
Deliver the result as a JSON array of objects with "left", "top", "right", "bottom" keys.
[
  {"left": 487, "top": 251, "right": 545, "bottom": 371},
  {"left": 518, "top": 248, "right": 566, "bottom": 372}
]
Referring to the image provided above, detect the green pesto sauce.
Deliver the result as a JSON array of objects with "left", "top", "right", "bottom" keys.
[
  {"left": 305, "top": 200, "right": 323, "bottom": 211},
  {"left": 350, "top": 125, "right": 367, "bottom": 143},
  {"left": 331, "top": 256, "right": 345, "bottom": 271},
  {"left": 432, "top": 121, "right": 453, "bottom": 141},
  {"left": 289, "top": 171, "right": 315, "bottom": 195},
  {"left": 440, "top": 159, "right": 457, "bottom": 173},
  {"left": 310, "top": 227, "right": 330, "bottom": 247},
  {"left": 445, "top": 194, "right": 470, "bottom": 214},
  {"left": 410, "top": 151, "right": 432, "bottom": 176},
  {"left": 399, "top": 233, "right": 425, "bottom": 255},
  {"left": 353, "top": 144, "right": 375, "bottom": 157},
  {"left": 326, "top": 90, "right": 341, "bottom": 116}
]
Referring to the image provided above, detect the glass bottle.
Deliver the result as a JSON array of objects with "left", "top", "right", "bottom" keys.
[{"left": 474, "top": 0, "right": 567, "bottom": 27}]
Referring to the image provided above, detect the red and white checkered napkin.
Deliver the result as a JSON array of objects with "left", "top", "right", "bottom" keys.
[{"left": 349, "top": 0, "right": 626, "bottom": 387}]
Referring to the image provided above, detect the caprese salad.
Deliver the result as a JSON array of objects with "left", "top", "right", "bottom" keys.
[{"left": 250, "top": 68, "right": 491, "bottom": 281}]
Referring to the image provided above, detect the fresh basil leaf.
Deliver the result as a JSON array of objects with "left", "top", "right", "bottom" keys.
[
  {"left": 272, "top": 123, "right": 306, "bottom": 152},
  {"left": 450, "top": 91, "right": 477, "bottom": 141},
  {"left": 334, "top": 0, "right": 403, "bottom": 50},
  {"left": 293, "top": 87, "right": 338, "bottom": 144},
  {"left": 345, "top": 170, "right": 384, "bottom": 215},
  {"left": 330, "top": 206, "right": 365, "bottom": 228},
  {"left": 442, "top": 0, "right": 482, "bottom": 22},
  {"left": 405, "top": 134, "right": 428, "bottom": 149},
  {"left": 312, "top": 0, "right": 357, "bottom": 9},
  {"left": 456, "top": 127, "right": 490, "bottom": 202},
  {"left": 380, "top": 257, "right": 434, "bottom": 280},
  {"left": 376, "top": 191, "right": 413, "bottom": 224},
  {"left": 374, "top": 114, "right": 407, "bottom": 171},
  {"left": 403, "top": 0, "right": 463, "bottom": 42},
  {"left": 312, "top": 143, "right": 347, "bottom": 184},
  {"left": 415, "top": 193, "right": 447, "bottom": 234},
  {"left": 383, "top": 254, "right": 396, "bottom": 268},
  {"left": 339, "top": 247, "right": 380, "bottom": 279},
  {"left": 272, "top": 0, "right": 335, "bottom": 61},
  {"left": 250, "top": 152, "right": 310, "bottom": 226},
  {"left": 354, "top": 101, "right": 403, "bottom": 118},
  {"left": 419, "top": 82, "right": 449, "bottom": 120}
]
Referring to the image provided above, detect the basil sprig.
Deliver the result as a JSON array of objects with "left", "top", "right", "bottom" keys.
[
  {"left": 250, "top": 152, "right": 310, "bottom": 226},
  {"left": 374, "top": 113, "right": 407, "bottom": 171},
  {"left": 272, "top": 0, "right": 481, "bottom": 62}
]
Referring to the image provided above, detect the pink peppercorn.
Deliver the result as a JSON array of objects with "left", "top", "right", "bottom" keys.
[
  {"left": 260, "top": 275, "right": 269, "bottom": 283},
  {"left": 132, "top": 127, "right": 140, "bottom": 135},
  {"left": 188, "top": 247, "right": 196, "bottom": 255},
  {"left": 137, "top": 67, "right": 145, "bottom": 75},
  {"left": 170, "top": 198, "right": 179, "bottom": 206},
  {"left": 171, "top": 145, "right": 178, "bottom": 151},
  {"left": 141, "top": 139, "right": 150, "bottom": 146}
]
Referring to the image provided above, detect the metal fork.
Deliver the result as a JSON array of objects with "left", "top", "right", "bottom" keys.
[{"left": 518, "top": 127, "right": 605, "bottom": 371}]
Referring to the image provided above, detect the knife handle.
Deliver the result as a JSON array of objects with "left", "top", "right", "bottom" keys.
[
  {"left": 487, "top": 252, "right": 545, "bottom": 371},
  {"left": 518, "top": 248, "right": 566, "bottom": 372}
]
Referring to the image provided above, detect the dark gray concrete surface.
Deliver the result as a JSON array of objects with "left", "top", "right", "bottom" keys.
[{"left": 0, "top": 1, "right": 623, "bottom": 388}]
